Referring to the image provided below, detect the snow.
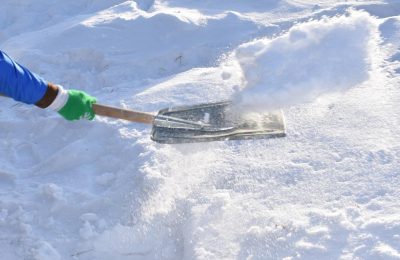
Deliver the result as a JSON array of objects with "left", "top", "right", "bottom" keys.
[
  {"left": 1, "top": 0, "right": 400, "bottom": 259},
  {"left": 233, "top": 10, "right": 382, "bottom": 110}
]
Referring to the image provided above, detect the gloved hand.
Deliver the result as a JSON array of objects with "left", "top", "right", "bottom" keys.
[{"left": 58, "top": 90, "right": 97, "bottom": 121}]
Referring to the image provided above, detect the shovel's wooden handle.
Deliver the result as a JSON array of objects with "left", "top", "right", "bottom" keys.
[{"left": 92, "top": 103, "right": 155, "bottom": 124}]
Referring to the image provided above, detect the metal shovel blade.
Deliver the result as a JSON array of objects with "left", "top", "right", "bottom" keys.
[{"left": 151, "top": 101, "right": 286, "bottom": 144}]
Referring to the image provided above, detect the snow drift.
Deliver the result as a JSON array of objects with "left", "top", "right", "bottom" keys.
[{"left": 233, "top": 11, "right": 382, "bottom": 111}]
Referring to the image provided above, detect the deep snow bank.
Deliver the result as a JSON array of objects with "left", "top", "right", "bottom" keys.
[{"left": 232, "top": 11, "right": 382, "bottom": 111}]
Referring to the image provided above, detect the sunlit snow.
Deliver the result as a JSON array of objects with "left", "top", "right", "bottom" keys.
[{"left": 1, "top": 0, "right": 400, "bottom": 259}]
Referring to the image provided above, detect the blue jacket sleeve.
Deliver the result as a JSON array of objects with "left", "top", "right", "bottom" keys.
[{"left": 0, "top": 50, "right": 48, "bottom": 104}]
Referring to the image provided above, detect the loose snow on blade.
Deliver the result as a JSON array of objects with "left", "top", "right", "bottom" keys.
[{"left": 232, "top": 10, "right": 382, "bottom": 111}]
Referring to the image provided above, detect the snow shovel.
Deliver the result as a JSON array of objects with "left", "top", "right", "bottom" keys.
[
  {"left": 0, "top": 93, "right": 286, "bottom": 143},
  {"left": 93, "top": 101, "right": 286, "bottom": 143}
]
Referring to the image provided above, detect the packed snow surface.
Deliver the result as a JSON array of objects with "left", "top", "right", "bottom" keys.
[{"left": 1, "top": 1, "right": 400, "bottom": 260}]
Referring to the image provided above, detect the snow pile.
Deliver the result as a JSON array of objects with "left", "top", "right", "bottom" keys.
[{"left": 233, "top": 11, "right": 381, "bottom": 110}]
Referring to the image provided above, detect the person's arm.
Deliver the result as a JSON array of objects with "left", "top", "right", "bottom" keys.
[{"left": 0, "top": 50, "right": 96, "bottom": 120}]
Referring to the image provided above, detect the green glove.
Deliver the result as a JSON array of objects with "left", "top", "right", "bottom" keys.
[{"left": 58, "top": 90, "right": 97, "bottom": 121}]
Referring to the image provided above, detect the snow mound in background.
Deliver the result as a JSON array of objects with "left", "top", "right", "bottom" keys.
[
  {"left": 233, "top": 11, "right": 381, "bottom": 111},
  {"left": 2, "top": 0, "right": 267, "bottom": 88}
]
